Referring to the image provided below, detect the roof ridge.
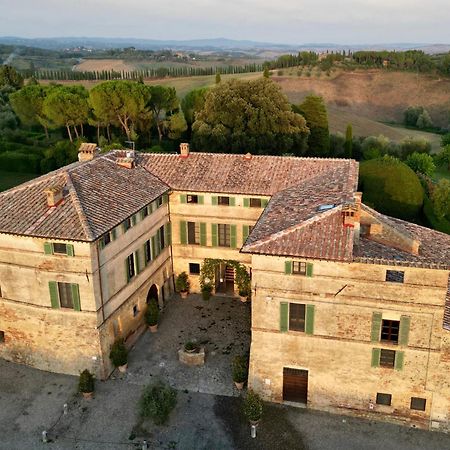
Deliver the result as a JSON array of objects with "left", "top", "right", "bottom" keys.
[
  {"left": 243, "top": 204, "right": 345, "bottom": 251},
  {"left": 64, "top": 171, "right": 95, "bottom": 241}
]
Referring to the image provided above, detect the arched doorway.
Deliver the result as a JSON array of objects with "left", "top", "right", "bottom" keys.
[{"left": 147, "top": 284, "right": 158, "bottom": 304}]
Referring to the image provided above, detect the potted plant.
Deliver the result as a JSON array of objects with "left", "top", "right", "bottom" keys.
[
  {"left": 176, "top": 272, "right": 190, "bottom": 299},
  {"left": 109, "top": 338, "right": 128, "bottom": 373},
  {"left": 242, "top": 390, "right": 263, "bottom": 426},
  {"left": 201, "top": 284, "right": 212, "bottom": 301},
  {"left": 232, "top": 355, "right": 248, "bottom": 390},
  {"left": 78, "top": 369, "right": 95, "bottom": 399},
  {"left": 238, "top": 288, "right": 250, "bottom": 303},
  {"left": 145, "top": 300, "right": 159, "bottom": 333},
  {"left": 184, "top": 341, "right": 198, "bottom": 353}
]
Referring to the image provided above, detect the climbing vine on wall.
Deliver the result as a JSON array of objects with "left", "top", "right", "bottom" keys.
[{"left": 199, "top": 259, "right": 251, "bottom": 298}]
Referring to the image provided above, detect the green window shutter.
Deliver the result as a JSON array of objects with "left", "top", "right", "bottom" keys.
[
  {"left": 131, "top": 214, "right": 137, "bottom": 226},
  {"left": 151, "top": 237, "right": 156, "bottom": 260},
  {"left": 229, "top": 197, "right": 236, "bottom": 207},
  {"left": 180, "top": 194, "right": 187, "bottom": 204},
  {"left": 149, "top": 202, "right": 155, "bottom": 214},
  {"left": 198, "top": 195, "right": 204, "bottom": 205},
  {"left": 49, "top": 281, "right": 59, "bottom": 308},
  {"left": 306, "top": 263, "right": 314, "bottom": 277},
  {"left": 243, "top": 198, "right": 250, "bottom": 208},
  {"left": 200, "top": 223, "right": 207, "bottom": 246},
  {"left": 111, "top": 228, "right": 117, "bottom": 241},
  {"left": 71, "top": 284, "right": 81, "bottom": 311},
  {"left": 371, "top": 312, "right": 382, "bottom": 342},
  {"left": 211, "top": 196, "right": 218, "bottom": 206},
  {"left": 44, "top": 242, "right": 53, "bottom": 255},
  {"left": 280, "top": 302, "right": 289, "bottom": 333},
  {"left": 284, "top": 260, "right": 293, "bottom": 275},
  {"left": 155, "top": 232, "right": 161, "bottom": 256},
  {"left": 143, "top": 244, "right": 148, "bottom": 267},
  {"left": 261, "top": 199, "right": 269, "bottom": 208},
  {"left": 371, "top": 348, "right": 381, "bottom": 367},
  {"left": 98, "top": 239, "right": 105, "bottom": 251},
  {"left": 140, "top": 209, "right": 146, "bottom": 220},
  {"left": 395, "top": 351, "right": 405, "bottom": 371},
  {"left": 230, "top": 224, "right": 237, "bottom": 248},
  {"left": 399, "top": 316, "right": 411, "bottom": 346},
  {"left": 243, "top": 225, "right": 250, "bottom": 243},
  {"left": 134, "top": 250, "right": 141, "bottom": 274},
  {"left": 122, "top": 222, "right": 127, "bottom": 233},
  {"left": 125, "top": 259, "right": 130, "bottom": 283},
  {"left": 180, "top": 220, "right": 187, "bottom": 245},
  {"left": 305, "top": 304, "right": 315, "bottom": 335},
  {"left": 211, "top": 224, "right": 218, "bottom": 247},
  {"left": 163, "top": 193, "right": 169, "bottom": 204},
  {"left": 66, "top": 244, "right": 74, "bottom": 257},
  {"left": 164, "top": 222, "right": 172, "bottom": 246}
]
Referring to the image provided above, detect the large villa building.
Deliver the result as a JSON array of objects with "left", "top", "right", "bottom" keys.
[{"left": 0, "top": 143, "right": 449, "bottom": 430}]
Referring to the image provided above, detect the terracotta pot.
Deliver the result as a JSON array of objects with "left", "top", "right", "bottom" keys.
[
  {"left": 118, "top": 363, "right": 128, "bottom": 373},
  {"left": 234, "top": 381, "right": 244, "bottom": 390},
  {"left": 82, "top": 391, "right": 94, "bottom": 399},
  {"left": 185, "top": 347, "right": 198, "bottom": 354},
  {"left": 149, "top": 324, "right": 158, "bottom": 333},
  {"left": 180, "top": 291, "right": 188, "bottom": 299},
  {"left": 239, "top": 296, "right": 248, "bottom": 303},
  {"left": 250, "top": 419, "right": 260, "bottom": 426}
]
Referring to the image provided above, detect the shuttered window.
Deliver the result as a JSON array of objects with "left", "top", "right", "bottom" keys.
[
  {"left": 126, "top": 254, "right": 136, "bottom": 282},
  {"left": 218, "top": 224, "right": 230, "bottom": 247},
  {"left": 187, "top": 222, "right": 200, "bottom": 245},
  {"left": 380, "top": 349, "right": 396, "bottom": 368},
  {"left": 44, "top": 242, "right": 74, "bottom": 256},
  {"left": 284, "top": 303, "right": 315, "bottom": 334},
  {"left": 372, "top": 348, "right": 404, "bottom": 370},
  {"left": 381, "top": 319, "right": 400, "bottom": 344},
  {"left": 49, "top": 281, "right": 80, "bottom": 311},
  {"left": 218, "top": 196, "right": 230, "bottom": 206},
  {"left": 285, "top": 260, "right": 313, "bottom": 277}
]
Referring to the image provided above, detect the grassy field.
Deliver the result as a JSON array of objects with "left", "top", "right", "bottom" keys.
[{"left": 0, "top": 171, "right": 37, "bottom": 192}]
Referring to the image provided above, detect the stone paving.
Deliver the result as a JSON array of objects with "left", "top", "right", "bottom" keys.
[{"left": 121, "top": 293, "right": 252, "bottom": 396}]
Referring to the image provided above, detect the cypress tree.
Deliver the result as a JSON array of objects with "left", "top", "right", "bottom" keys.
[
  {"left": 263, "top": 66, "right": 270, "bottom": 78},
  {"left": 215, "top": 72, "right": 221, "bottom": 84},
  {"left": 344, "top": 124, "right": 353, "bottom": 158}
]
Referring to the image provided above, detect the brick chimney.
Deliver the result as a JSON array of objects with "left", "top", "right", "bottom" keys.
[
  {"left": 78, "top": 143, "right": 99, "bottom": 162},
  {"left": 116, "top": 150, "right": 135, "bottom": 169},
  {"left": 44, "top": 186, "right": 64, "bottom": 207},
  {"left": 180, "top": 143, "right": 190, "bottom": 158},
  {"left": 244, "top": 152, "right": 252, "bottom": 160}
]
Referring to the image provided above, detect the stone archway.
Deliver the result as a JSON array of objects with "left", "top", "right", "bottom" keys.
[{"left": 147, "top": 284, "right": 159, "bottom": 304}]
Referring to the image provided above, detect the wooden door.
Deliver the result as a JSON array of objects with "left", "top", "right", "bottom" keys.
[{"left": 283, "top": 368, "right": 308, "bottom": 404}]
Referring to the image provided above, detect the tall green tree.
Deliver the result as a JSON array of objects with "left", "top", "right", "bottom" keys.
[
  {"left": 344, "top": 124, "right": 353, "bottom": 158},
  {"left": 0, "top": 65, "right": 23, "bottom": 90},
  {"left": 165, "top": 110, "right": 188, "bottom": 139},
  {"left": 147, "top": 85, "right": 178, "bottom": 142},
  {"left": 297, "top": 95, "right": 330, "bottom": 156},
  {"left": 432, "top": 179, "right": 450, "bottom": 219},
  {"left": 89, "top": 80, "right": 151, "bottom": 141},
  {"left": 215, "top": 72, "right": 221, "bottom": 84},
  {"left": 192, "top": 78, "right": 309, "bottom": 155},
  {"left": 43, "top": 86, "right": 89, "bottom": 142},
  {"left": 435, "top": 145, "right": 450, "bottom": 171},
  {"left": 181, "top": 87, "right": 208, "bottom": 128},
  {"left": 9, "top": 85, "right": 52, "bottom": 138},
  {"left": 263, "top": 67, "right": 270, "bottom": 78}
]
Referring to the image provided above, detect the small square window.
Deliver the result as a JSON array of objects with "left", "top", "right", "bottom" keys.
[
  {"left": 218, "top": 196, "right": 230, "bottom": 206},
  {"left": 410, "top": 397, "right": 426, "bottom": 411},
  {"left": 189, "top": 263, "right": 200, "bottom": 275},
  {"left": 250, "top": 198, "right": 262, "bottom": 208},
  {"left": 292, "top": 261, "right": 307, "bottom": 275},
  {"left": 0, "top": 331, "right": 4, "bottom": 343},
  {"left": 142, "top": 207, "right": 149, "bottom": 218},
  {"left": 376, "top": 393, "right": 392, "bottom": 406},
  {"left": 156, "top": 197, "right": 163, "bottom": 207},
  {"left": 53, "top": 243, "right": 67, "bottom": 254},
  {"left": 187, "top": 195, "right": 198, "bottom": 204},
  {"left": 133, "top": 305, "right": 139, "bottom": 317},
  {"left": 101, "top": 233, "right": 111, "bottom": 248},
  {"left": 380, "top": 349, "right": 396, "bottom": 368},
  {"left": 386, "top": 270, "right": 404, "bottom": 283}
]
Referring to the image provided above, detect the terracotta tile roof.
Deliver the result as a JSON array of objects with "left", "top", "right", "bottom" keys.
[
  {"left": 354, "top": 206, "right": 450, "bottom": 270},
  {"left": 242, "top": 206, "right": 354, "bottom": 261},
  {"left": 0, "top": 155, "right": 169, "bottom": 241},
  {"left": 138, "top": 152, "right": 359, "bottom": 196}
]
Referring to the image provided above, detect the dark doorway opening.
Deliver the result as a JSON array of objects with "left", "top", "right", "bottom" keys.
[
  {"left": 215, "top": 263, "right": 235, "bottom": 294},
  {"left": 283, "top": 367, "right": 308, "bottom": 404},
  {"left": 147, "top": 284, "right": 158, "bottom": 304}
]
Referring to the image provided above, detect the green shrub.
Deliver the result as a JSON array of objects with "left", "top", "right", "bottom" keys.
[
  {"left": 109, "top": 338, "right": 128, "bottom": 367},
  {"left": 175, "top": 272, "right": 190, "bottom": 292},
  {"left": 359, "top": 157, "right": 424, "bottom": 220},
  {"left": 405, "top": 152, "right": 435, "bottom": 176},
  {"left": 242, "top": 390, "right": 263, "bottom": 422},
  {"left": 145, "top": 300, "right": 159, "bottom": 326},
  {"left": 232, "top": 355, "right": 249, "bottom": 383},
  {"left": 423, "top": 194, "right": 450, "bottom": 234},
  {"left": 78, "top": 369, "right": 95, "bottom": 393},
  {"left": 139, "top": 381, "right": 177, "bottom": 425},
  {"left": 201, "top": 284, "right": 212, "bottom": 301},
  {"left": 184, "top": 341, "right": 198, "bottom": 352}
]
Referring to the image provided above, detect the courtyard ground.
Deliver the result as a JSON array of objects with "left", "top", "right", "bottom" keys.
[{"left": 2, "top": 294, "right": 450, "bottom": 449}]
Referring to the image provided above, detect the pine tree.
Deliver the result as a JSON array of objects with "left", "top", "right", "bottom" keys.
[{"left": 344, "top": 123, "right": 353, "bottom": 158}]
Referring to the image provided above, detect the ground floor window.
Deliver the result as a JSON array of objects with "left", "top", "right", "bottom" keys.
[
  {"left": 0, "top": 331, "right": 4, "bottom": 343},
  {"left": 410, "top": 397, "right": 426, "bottom": 411},
  {"left": 189, "top": 263, "right": 200, "bottom": 275},
  {"left": 376, "top": 393, "right": 392, "bottom": 406}
]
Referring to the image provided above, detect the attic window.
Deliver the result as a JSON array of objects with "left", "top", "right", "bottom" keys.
[{"left": 318, "top": 204, "right": 335, "bottom": 212}]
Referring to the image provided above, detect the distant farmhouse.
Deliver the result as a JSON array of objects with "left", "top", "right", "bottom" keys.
[{"left": 0, "top": 143, "right": 449, "bottom": 430}]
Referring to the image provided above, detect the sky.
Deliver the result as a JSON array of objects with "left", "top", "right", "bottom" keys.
[{"left": 1, "top": 0, "right": 450, "bottom": 44}]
